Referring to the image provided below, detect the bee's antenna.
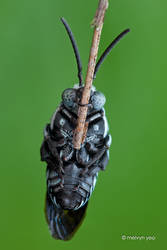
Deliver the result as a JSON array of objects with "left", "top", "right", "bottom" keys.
[
  {"left": 94, "top": 29, "right": 130, "bottom": 79},
  {"left": 61, "top": 17, "right": 83, "bottom": 86}
]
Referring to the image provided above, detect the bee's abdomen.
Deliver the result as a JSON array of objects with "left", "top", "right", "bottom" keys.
[{"left": 47, "top": 163, "right": 97, "bottom": 210}]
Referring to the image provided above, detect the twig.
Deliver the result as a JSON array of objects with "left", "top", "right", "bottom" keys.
[{"left": 73, "top": 0, "right": 109, "bottom": 149}]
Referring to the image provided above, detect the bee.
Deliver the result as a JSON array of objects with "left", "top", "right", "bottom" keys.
[{"left": 40, "top": 17, "right": 129, "bottom": 240}]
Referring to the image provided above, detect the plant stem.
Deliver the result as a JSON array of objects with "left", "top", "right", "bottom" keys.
[{"left": 73, "top": 0, "right": 109, "bottom": 149}]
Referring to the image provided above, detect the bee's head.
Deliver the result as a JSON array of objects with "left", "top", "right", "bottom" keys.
[
  {"left": 60, "top": 18, "right": 130, "bottom": 116},
  {"left": 62, "top": 85, "right": 106, "bottom": 115}
]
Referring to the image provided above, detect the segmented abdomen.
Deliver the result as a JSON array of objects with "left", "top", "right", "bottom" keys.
[{"left": 47, "top": 163, "right": 98, "bottom": 210}]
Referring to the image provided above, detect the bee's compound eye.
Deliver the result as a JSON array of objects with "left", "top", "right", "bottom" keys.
[
  {"left": 62, "top": 88, "right": 76, "bottom": 108},
  {"left": 91, "top": 91, "right": 106, "bottom": 110}
]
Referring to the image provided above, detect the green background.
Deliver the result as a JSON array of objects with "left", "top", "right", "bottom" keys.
[{"left": 0, "top": 0, "right": 166, "bottom": 249}]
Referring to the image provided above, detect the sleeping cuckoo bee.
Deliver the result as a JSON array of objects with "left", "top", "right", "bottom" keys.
[{"left": 40, "top": 17, "right": 130, "bottom": 240}]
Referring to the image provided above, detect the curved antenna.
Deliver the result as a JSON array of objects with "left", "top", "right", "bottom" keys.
[
  {"left": 60, "top": 17, "right": 83, "bottom": 86},
  {"left": 94, "top": 29, "right": 130, "bottom": 79}
]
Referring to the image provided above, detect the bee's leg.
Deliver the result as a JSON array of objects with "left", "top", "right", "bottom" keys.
[
  {"left": 44, "top": 124, "right": 66, "bottom": 147},
  {"left": 40, "top": 136, "right": 65, "bottom": 179},
  {"left": 85, "top": 142, "right": 98, "bottom": 153},
  {"left": 43, "top": 124, "right": 75, "bottom": 176},
  {"left": 99, "top": 150, "right": 110, "bottom": 171},
  {"left": 40, "top": 140, "right": 50, "bottom": 162},
  {"left": 46, "top": 138, "right": 65, "bottom": 176},
  {"left": 60, "top": 145, "right": 74, "bottom": 162},
  {"left": 80, "top": 134, "right": 111, "bottom": 176},
  {"left": 40, "top": 141, "right": 63, "bottom": 181},
  {"left": 76, "top": 147, "right": 90, "bottom": 166},
  {"left": 80, "top": 147, "right": 106, "bottom": 176},
  {"left": 86, "top": 163, "right": 101, "bottom": 176},
  {"left": 87, "top": 151, "right": 109, "bottom": 175},
  {"left": 43, "top": 124, "right": 67, "bottom": 173},
  {"left": 45, "top": 123, "right": 75, "bottom": 163}
]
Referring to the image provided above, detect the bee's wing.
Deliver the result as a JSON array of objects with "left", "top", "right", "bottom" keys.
[{"left": 45, "top": 192, "right": 88, "bottom": 240}]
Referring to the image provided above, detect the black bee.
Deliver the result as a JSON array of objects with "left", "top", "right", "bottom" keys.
[{"left": 40, "top": 17, "right": 129, "bottom": 240}]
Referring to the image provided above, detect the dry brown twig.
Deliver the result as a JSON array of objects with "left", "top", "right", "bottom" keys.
[{"left": 73, "top": 0, "right": 109, "bottom": 149}]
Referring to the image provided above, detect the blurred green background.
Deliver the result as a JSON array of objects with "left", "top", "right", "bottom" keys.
[{"left": 0, "top": 0, "right": 166, "bottom": 249}]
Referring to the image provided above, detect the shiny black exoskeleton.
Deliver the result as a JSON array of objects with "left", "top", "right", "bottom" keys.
[
  {"left": 41, "top": 85, "right": 111, "bottom": 240},
  {"left": 41, "top": 85, "right": 111, "bottom": 208},
  {"left": 40, "top": 17, "right": 130, "bottom": 240}
]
